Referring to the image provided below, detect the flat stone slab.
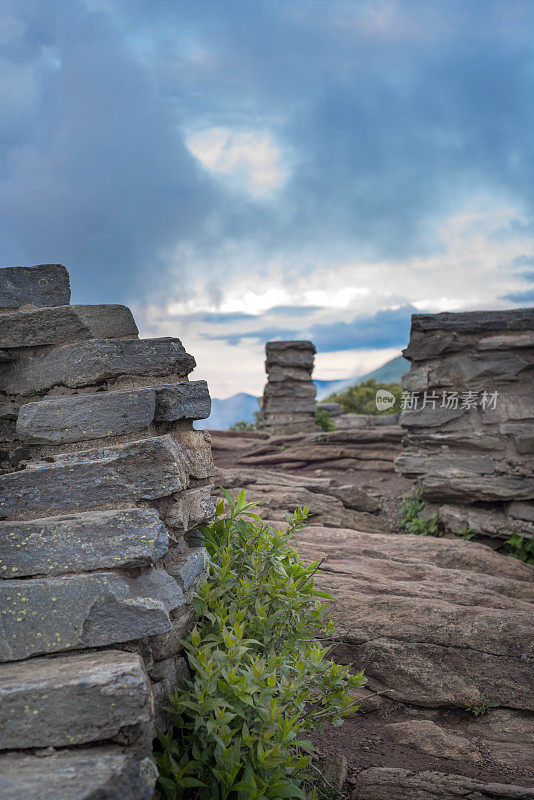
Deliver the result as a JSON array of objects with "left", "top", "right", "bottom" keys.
[
  {"left": 0, "top": 747, "right": 157, "bottom": 800},
  {"left": 0, "top": 508, "right": 169, "bottom": 577},
  {"left": 352, "top": 766, "right": 534, "bottom": 799},
  {"left": 421, "top": 474, "right": 534, "bottom": 502},
  {"left": 16, "top": 388, "right": 156, "bottom": 444},
  {"left": 0, "top": 265, "right": 70, "bottom": 310},
  {"left": 0, "top": 569, "right": 184, "bottom": 661},
  {"left": 0, "top": 305, "right": 137, "bottom": 349},
  {"left": 412, "top": 308, "right": 534, "bottom": 333},
  {"left": 297, "top": 526, "right": 534, "bottom": 710},
  {"left": 0, "top": 434, "right": 212, "bottom": 519},
  {"left": 3, "top": 337, "right": 196, "bottom": 395},
  {"left": 17, "top": 381, "right": 212, "bottom": 444},
  {"left": 0, "top": 650, "right": 152, "bottom": 749},
  {"left": 154, "top": 380, "right": 211, "bottom": 421}
]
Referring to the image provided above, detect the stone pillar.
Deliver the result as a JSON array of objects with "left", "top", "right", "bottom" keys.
[
  {"left": 0, "top": 264, "right": 214, "bottom": 798},
  {"left": 260, "top": 340, "right": 318, "bottom": 434},
  {"left": 395, "top": 309, "right": 534, "bottom": 540}
]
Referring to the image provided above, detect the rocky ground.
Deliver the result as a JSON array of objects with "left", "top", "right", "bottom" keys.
[{"left": 210, "top": 429, "right": 534, "bottom": 800}]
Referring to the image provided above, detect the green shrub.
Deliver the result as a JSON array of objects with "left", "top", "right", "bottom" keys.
[
  {"left": 230, "top": 420, "right": 257, "bottom": 431},
  {"left": 505, "top": 533, "right": 534, "bottom": 565},
  {"left": 325, "top": 378, "right": 402, "bottom": 415},
  {"left": 156, "top": 490, "right": 365, "bottom": 800},
  {"left": 315, "top": 409, "right": 336, "bottom": 432},
  {"left": 399, "top": 488, "right": 440, "bottom": 536},
  {"left": 455, "top": 524, "right": 476, "bottom": 541}
]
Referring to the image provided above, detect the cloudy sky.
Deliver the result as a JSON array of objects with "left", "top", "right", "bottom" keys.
[{"left": 2, "top": 0, "right": 533, "bottom": 397}]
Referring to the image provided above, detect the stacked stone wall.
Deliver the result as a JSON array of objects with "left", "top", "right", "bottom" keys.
[
  {"left": 395, "top": 309, "right": 534, "bottom": 540},
  {"left": 260, "top": 340, "right": 317, "bottom": 433},
  {"left": 0, "top": 264, "right": 215, "bottom": 799}
]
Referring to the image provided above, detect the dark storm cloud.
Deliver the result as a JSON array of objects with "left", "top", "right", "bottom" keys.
[
  {"left": 199, "top": 304, "right": 415, "bottom": 352},
  {"left": 1, "top": 0, "right": 533, "bottom": 305}
]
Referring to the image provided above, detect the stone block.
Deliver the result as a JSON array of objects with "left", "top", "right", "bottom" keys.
[
  {"left": 0, "top": 747, "right": 157, "bottom": 800},
  {"left": 266, "top": 340, "right": 316, "bottom": 353},
  {"left": 422, "top": 474, "right": 534, "bottom": 502},
  {"left": 3, "top": 337, "right": 196, "bottom": 395},
  {"left": 478, "top": 332, "right": 534, "bottom": 350},
  {"left": 399, "top": 405, "right": 467, "bottom": 428},
  {"left": 0, "top": 569, "right": 184, "bottom": 661},
  {"left": 0, "top": 435, "right": 194, "bottom": 519},
  {"left": 0, "top": 650, "right": 152, "bottom": 749},
  {"left": 154, "top": 380, "right": 211, "bottom": 421},
  {"left": 395, "top": 452, "right": 494, "bottom": 478},
  {"left": 264, "top": 383, "right": 316, "bottom": 399},
  {"left": 0, "top": 305, "right": 137, "bottom": 349},
  {"left": 500, "top": 422, "right": 534, "bottom": 453},
  {"left": 16, "top": 388, "right": 155, "bottom": 444},
  {"left": 262, "top": 397, "right": 316, "bottom": 413},
  {"left": 508, "top": 501, "right": 534, "bottom": 523},
  {"left": 265, "top": 350, "right": 315, "bottom": 369},
  {"left": 438, "top": 504, "right": 534, "bottom": 539},
  {"left": 0, "top": 265, "right": 70, "bottom": 311},
  {"left": 160, "top": 485, "right": 215, "bottom": 532},
  {"left": 0, "top": 508, "right": 169, "bottom": 577},
  {"left": 169, "top": 547, "right": 209, "bottom": 590},
  {"left": 266, "top": 365, "right": 313, "bottom": 382},
  {"left": 411, "top": 308, "right": 534, "bottom": 333}
]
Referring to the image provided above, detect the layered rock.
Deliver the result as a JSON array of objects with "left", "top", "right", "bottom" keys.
[
  {"left": 260, "top": 340, "right": 318, "bottom": 433},
  {"left": 0, "top": 264, "right": 214, "bottom": 798},
  {"left": 396, "top": 309, "right": 534, "bottom": 540}
]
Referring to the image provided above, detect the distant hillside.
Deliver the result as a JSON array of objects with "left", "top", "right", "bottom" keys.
[
  {"left": 201, "top": 355, "right": 409, "bottom": 430},
  {"left": 315, "top": 355, "right": 409, "bottom": 400},
  {"left": 200, "top": 392, "right": 260, "bottom": 430}
]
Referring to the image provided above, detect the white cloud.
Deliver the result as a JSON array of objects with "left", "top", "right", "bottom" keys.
[{"left": 185, "top": 127, "right": 289, "bottom": 198}]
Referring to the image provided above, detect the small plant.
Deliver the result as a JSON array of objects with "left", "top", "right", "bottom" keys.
[
  {"left": 399, "top": 488, "right": 440, "bottom": 536},
  {"left": 466, "top": 698, "right": 500, "bottom": 717},
  {"left": 456, "top": 524, "right": 476, "bottom": 541},
  {"left": 315, "top": 409, "right": 336, "bottom": 432},
  {"left": 156, "top": 489, "right": 366, "bottom": 799},
  {"left": 505, "top": 534, "right": 534, "bottom": 565}
]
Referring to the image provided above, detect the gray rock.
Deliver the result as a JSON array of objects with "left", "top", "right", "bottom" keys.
[
  {"left": 403, "top": 331, "right": 466, "bottom": 361},
  {"left": 0, "top": 305, "right": 137, "bottom": 349},
  {"left": 422, "top": 475, "right": 534, "bottom": 502},
  {"left": 500, "top": 422, "right": 534, "bottom": 453},
  {"left": 264, "top": 383, "right": 316, "bottom": 399},
  {"left": 0, "top": 435, "right": 209, "bottom": 519},
  {"left": 508, "top": 501, "right": 534, "bottom": 523},
  {"left": 0, "top": 508, "right": 169, "bottom": 577},
  {"left": 160, "top": 485, "right": 215, "bottom": 532},
  {"left": 0, "top": 569, "right": 184, "bottom": 661},
  {"left": 154, "top": 380, "right": 211, "bottom": 421},
  {"left": 0, "top": 265, "right": 70, "bottom": 310},
  {"left": 411, "top": 308, "right": 534, "bottom": 333},
  {"left": 439, "top": 504, "right": 534, "bottom": 539},
  {"left": 0, "top": 650, "right": 152, "bottom": 749},
  {"left": 16, "top": 388, "right": 155, "bottom": 444},
  {"left": 263, "top": 397, "right": 316, "bottom": 413},
  {"left": 395, "top": 452, "right": 494, "bottom": 478},
  {"left": 0, "top": 747, "right": 157, "bottom": 800},
  {"left": 399, "top": 405, "right": 467, "bottom": 428},
  {"left": 169, "top": 547, "right": 209, "bottom": 590},
  {"left": 267, "top": 365, "right": 314, "bottom": 382},
  {"left": 3, "top": 337, "right": 196, "bottom": 395},
  {"left": 478, "top": 331, "right": 534, "bottom": 350},
  {"left": 352, "top": 766, "right": 533, "bottom": 799},
  {"left": 266, "top": 340, "right": 316, "bottom": 352},
  {"left": 316, "top": 402, "right": 342, "bottom": 417}
]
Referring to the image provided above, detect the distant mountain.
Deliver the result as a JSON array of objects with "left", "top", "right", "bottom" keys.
[
  {"left": 315, "top": 355, "right": 409, "bottom": 400},
  {"left": 201, "top": 355, "right": 409, "bottom": 430},
  {"left": 200, "top": 392, "right": 260, "bottom": 430}
]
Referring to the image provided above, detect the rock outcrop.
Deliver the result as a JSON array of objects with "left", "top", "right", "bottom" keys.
[
  {"left": 0, "top": 264, "right": 214, "bottom": 799},
  {"left": 260, "top": 340, "right": 318, "bottom": 433},
  {"left": 396, "top": 309, "right": 534, "bottom": 540}
]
